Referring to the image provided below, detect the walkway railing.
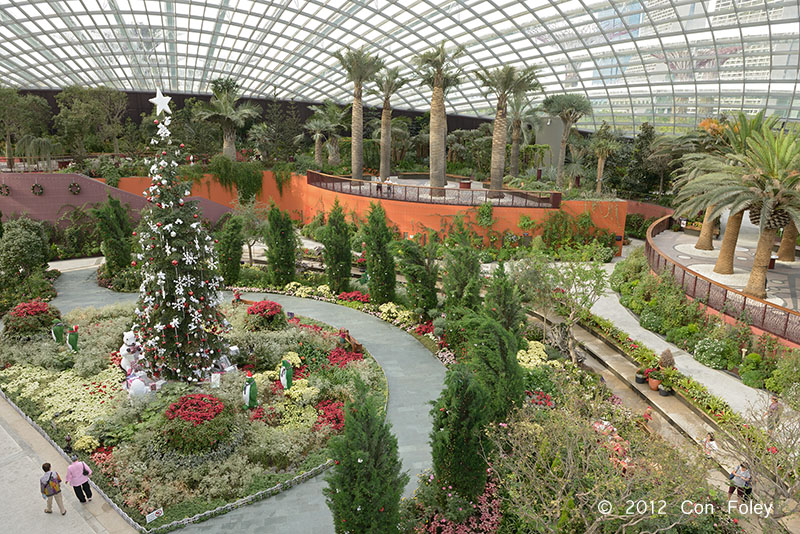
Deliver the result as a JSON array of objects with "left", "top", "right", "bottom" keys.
[
  {"left": 306, "top": 170, "right": 561, "bottom": 208},
  {"left": 645, "top": 215, "right": 800, "bottom": 344}
]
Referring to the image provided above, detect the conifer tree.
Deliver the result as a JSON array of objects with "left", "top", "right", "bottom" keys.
[
  {"left": 324, "top": 379, "right": 408, "bottom": 533},
  {"left": 91, "top": 197, "right": 132, "bottom": 274},
  {"left": 484, "top": 263, "right": 525, "bottom": 340},
  {"left": 443, "top": 217, "right": 481, "bottom": 310},
  {"left": 321, "top": 199, "right": 352, "bottom": 293},
  {"left": 364, "top": 202, "right": 395, "bottom": 304},
  {"left": 397, "top": 234, "right": 439, "bottom": 317},
  {"left": 430, "top": 364, "right": 489, "bottom": 500},
  {"left": 132, "top": 105, "right": 227, "bottom": 382},
  {"left": 217, "top": 216, "right": 244, "bottom": 286},
  {"left": 468, "top": 317, "right": 525, "bottom": 422},
  {"left": 264, "top": 204, "right": 297, "bottom": 286}
]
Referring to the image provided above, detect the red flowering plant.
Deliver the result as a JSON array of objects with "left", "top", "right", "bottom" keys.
[
  {"left": 328, "top": 347, "right": 364, "bottom": 368},
  {"left": 314, "top": 400, "right": 345, "bottom": 432},
  {"left": 526, "top": 390, "right": 555, "bottom": 409},
  {"left": 244, "top": 300, "right": 288, "bottom": 331},
  {"left": 162, "top": 393, "right": 234, "bottom": 454},
  {"left": 2, "top": 298, "right": 61, "bottom": 340},
  {"left": 336, "top": 291, "right": 370, "bottom": 303},
  {"left": 415, "top": 321, "right": 434, "bottom": 336}
]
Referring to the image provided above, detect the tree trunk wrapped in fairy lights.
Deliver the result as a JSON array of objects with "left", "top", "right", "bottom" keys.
[{"left": 132, "top": 90, "right": 228, "bottom": 382}]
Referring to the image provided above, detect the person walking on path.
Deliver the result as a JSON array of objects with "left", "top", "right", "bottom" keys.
[
  {"left": 728, "top": 462, "right": 751, "bottom": 503},
  {"left": 702, "top": 432, "right": 718, "bottom": 459},
  {"left": 40, "top": 462, "right": 66, "bottom": 515},
  {"left": 65, "top": 454, "right": 93, "bottom": 503},
  {"left": 767, "top": 395, "right": 782, "bottom": 433}
]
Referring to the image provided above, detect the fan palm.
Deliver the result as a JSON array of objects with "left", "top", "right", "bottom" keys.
[
  {"left": 590, "top": 121, "right": 622, "bottom": 194},
  {"left": 675, "top": 125, "right": 800, "bottom": 298},
  {"left": 507, "top": 93, "right": 541, "bottom": 177},
  {"left": 297, "top": 117, "right": 327, "bottom": 168},
  {"left": 475, "top": 66, "right": 540, "bottom": 196},
  {"left": 541, "top": 94, "right": 593, "bottom": 188},
  {"left": 414, "top": 42, "right": 464, "bottom": 196},
  {"left": 370, "top": 67, "right": 407, "bottom": 181},
  {"left": 308, "top": 101, "right": 350, "bottom": 166},
  {"left": 195, "top": 78, "right": 261, "bottom": 160},
  {"left": 333, "top": 47, "right": 384, "bottom": 181}
]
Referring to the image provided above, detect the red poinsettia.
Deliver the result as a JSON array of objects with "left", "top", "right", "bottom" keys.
[
  {"left": 336, "top": 291, "right": 370, "bottom": 303},
  {"left": 314, "top": 400, "right": 344, "bottom": 432},
  {"left": 165, "top": 393, "right": 224, "bottom": 426},
  {"left": 247, "top": 300, "right": 283, "bottom": 318}
]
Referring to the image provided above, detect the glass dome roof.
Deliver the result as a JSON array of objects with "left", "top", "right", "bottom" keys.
[{"left": 1, "top": 0, "right": 798, "bottom": 133}]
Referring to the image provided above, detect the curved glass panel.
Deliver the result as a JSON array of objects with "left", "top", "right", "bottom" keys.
[{"left": 0, "top": 0, "right": 797, "bottom": 133}]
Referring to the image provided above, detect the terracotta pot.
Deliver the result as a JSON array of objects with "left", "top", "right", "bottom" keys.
[{"left": 648, "top": 378, "right": 662, "bottom": 391}]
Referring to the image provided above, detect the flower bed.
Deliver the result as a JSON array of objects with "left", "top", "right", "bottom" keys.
[{"left": 0, "top": 303, "right": 386, "bottom": 530}]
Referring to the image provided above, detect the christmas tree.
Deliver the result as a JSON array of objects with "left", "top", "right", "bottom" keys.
[{"left": 132, "top": 90, "right": 228, "bottom": 382}]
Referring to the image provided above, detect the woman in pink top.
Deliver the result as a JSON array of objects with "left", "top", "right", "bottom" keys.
[{"left": 64, "top": 454, "right": 93, "bottom": 503}]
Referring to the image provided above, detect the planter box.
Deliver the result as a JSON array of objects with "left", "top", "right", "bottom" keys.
[{"left": 459, "top": 180, "right": 471, "bottom": 190}]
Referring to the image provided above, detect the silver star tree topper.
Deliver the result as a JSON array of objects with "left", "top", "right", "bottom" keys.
[{"left": 149, "top": 88, "right": 172, "bottom": 115}]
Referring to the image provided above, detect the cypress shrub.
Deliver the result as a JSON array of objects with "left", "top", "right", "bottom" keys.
[
  {"left": 265, "top": 204, "right": 297, "bottom": 286},
  {"left": 364, "top": 202, "right": 395, "bottom": 304},
  {"left": 321, "top": 199, "right": 352, "bottom": 294},
  {"left": 217, "top": 216, "right": 244, "bottom": 285}
]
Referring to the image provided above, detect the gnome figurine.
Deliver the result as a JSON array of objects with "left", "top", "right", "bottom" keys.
[
  {"left": 242, "top": 371, "right": 258, "bottom": 410},
  {"left": 51, "top": 320, "right": 65, "bottom": 344},
  {"left": 280, "top": 360, "right": 293, "bottom": 391},
  {"left": 66, "top": 325, "right": 79, "bottom": 352}
]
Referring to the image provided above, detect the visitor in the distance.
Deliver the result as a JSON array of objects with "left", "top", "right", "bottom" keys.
[
  {"left": 727, "top": 462, "right": 751, "bottom": 503},
  {"left": 65, "top": 454, "right": 93, "bottom": 503},
  {"left": 40, "top": 462, "right": 67, "bottom": 515}
]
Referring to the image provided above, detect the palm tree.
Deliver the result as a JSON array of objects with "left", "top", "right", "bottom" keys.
[
  {"left": 675, "top": 125, "right": 800, "bottom": 298},
  {"left": 590, "top": 121, "right": 622, "bottom": 194},
  {"left": 298, "top": 116, "right": 327, "bottom": 168},
  {"left": 368, "top": 116, "right": 411, "bottom": 166},
  {"left": 196, "top": 78, "right": 261, "bottom": 160},
  {"left": 778, "top": 221, "right": 798, "bottom": 262},
  {"left": 308, "top": 101, "right": 350, "bottom": 166},
  {"left": 541, "top": 94, "right": 593, "bottom": 188},
  {"left": 333, "top": 48, "right": 384, "bottom": 181},
  {"left": 475, "top": 66, "right": 540, "bottom": 196},
  {"left": 370, "top": 67, "right": 407, "bottom": 182},
  {"left": 507, "top": 93, "right": 541, "bottom": 177},
  {"left": 564, "top": 135, "right": 591, "bottom": 188},
  {"left": 414, "top": 42, "right": 464, "bottom": 196}
]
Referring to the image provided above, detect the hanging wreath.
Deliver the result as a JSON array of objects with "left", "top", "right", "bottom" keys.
[
  {"left": 31, "top": 183, "right": 44, "bottom": 196},
  {"left": 0, "top": 184, "right": 9, "bottom": 196},
  {"left": 68, "top": 182, "right": 81, "bottom": 195}
]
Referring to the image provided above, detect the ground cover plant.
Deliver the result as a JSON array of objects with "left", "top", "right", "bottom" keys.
[{"left": 0, "top": 302, "right": 386, "bottom": 529}]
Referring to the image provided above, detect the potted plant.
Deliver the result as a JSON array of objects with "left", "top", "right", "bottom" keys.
[
  {"left": 658, "top": 383, "right": 674, "bottom": 396},
  {"left": 645, "top": 368, "right": 663, "bottom": 391},
  {"left": 635, "top": 367, "right": 647, "bottom": 384}
]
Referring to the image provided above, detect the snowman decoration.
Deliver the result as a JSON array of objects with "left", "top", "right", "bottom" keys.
[{"left": 119, "top": 331, "right": 142, "bottom": 375}]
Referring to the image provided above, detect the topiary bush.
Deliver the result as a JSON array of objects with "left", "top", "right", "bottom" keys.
[
  {"left": 244, "top": 300, "right": 288, "bottom": 331},
  {"left": 2, "top": 299, "right": 61, "bottom": 340},
  {"left": 162, "top": 393, "right": 235, "bottom": 454}
]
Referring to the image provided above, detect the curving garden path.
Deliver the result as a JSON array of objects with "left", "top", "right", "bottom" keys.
[{"left": 49, "top": 268, "right": 446, "bottom": 534}]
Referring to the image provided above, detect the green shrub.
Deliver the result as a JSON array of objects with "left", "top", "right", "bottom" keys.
[
  {"left": 639, "top": 309, "right": 663, "bottom": 333},
  {"left": 693, "top": 338, "right": 731, "bottom": 370},
  {"left": 91, "top": 197, "right": 132, "bottom": 275},
  {"left": 765, "top": 350, "right": 800, "bottom": 397},
  {"left": 363, "top": 202, "right": 396, "bottom": 305},
  {"left": 0, "top": 225, "right": 47, "bottom": 280},
  {"left": 265, "top": 205, "right": 298, "bottom": 286},
  {"left": 320, "top": 200, "right": 352, "bottom": 294},
  {"left": 2, "top": 299, "right": 61, "bottom": 340},
  {"left": 666, "top": 324, "right": 704, "bottom": 353},
  {"left": 217, "top": 216, "right": 244, "bottom": 286},
  {"left": 237, "top": 265, "right": 271, "bottom": 288}
]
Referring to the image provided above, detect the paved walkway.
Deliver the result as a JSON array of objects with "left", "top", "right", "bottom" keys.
[
  {"left": 43, "top": 266, "right": 445, "bottom": 534},
  {"left": 593, "top": 242, "right": 772, "bottom": 420}
]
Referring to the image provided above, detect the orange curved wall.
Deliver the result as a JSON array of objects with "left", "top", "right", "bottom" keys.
[{"left": 118, "top": 172, "right": 627, "bottom": 255}]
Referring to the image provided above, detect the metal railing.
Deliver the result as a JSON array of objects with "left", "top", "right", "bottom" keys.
[
  {"left": 645, "top": 215, "right": 800, "bottom": 344},
  {"left": 306, "top": 170, "right": 561, "bottom": 208}
]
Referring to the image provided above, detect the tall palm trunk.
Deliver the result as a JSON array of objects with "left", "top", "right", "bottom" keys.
[
  {"left": 351, "top": 83, "right": 364, "bottom": 181},
  {"left": 429, "top": 83, "right": 446, "bottom": 196},
  {"left": 694, "top": 206, "right": 715, "bottom": 250},
  {"left": 714, "top": 210, "right": 744, "bottom": 274},
  {"left": 488, "top": 104, "right": 508, "bottom": 197},
  {"left": 222, "top": 125, "right": 237, "bottom": 160},
  {"left": 510, "top": 119, "right": 522, "bottom": 177},
  {"left": 328, "top": 138, "right": 341, "bottom": 166},
  {"left": 556, "top": 124, "right": 569, "bottom": 188},
  {"left": 379, "top": 98, "right": 392, "bottom": 181},
  {"left": 113, "top": 137, "right": 120, "bottom": 158},
  {"left": 778, "top": 221, "right": 798, "bottom": 262},
  {"left": 314, "top": 136, "right": 323, "bottom": 167},
  {"left": 743, "top": 228, "right": 778, "bottom": 299},
  {"left": 595, "top": 156, "right": 606, "bottom": 194}
]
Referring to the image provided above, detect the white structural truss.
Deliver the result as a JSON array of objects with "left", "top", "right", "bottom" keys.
[{"left": 0, "top": 0, "right": 798, "bottom": 133}]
